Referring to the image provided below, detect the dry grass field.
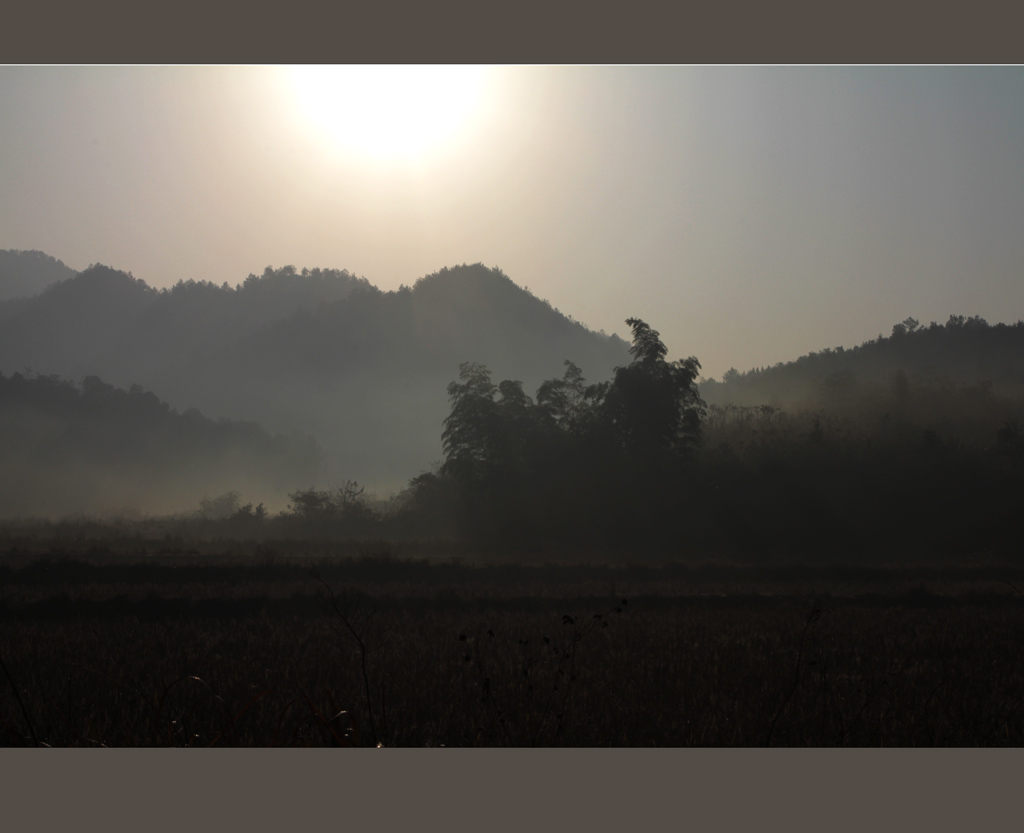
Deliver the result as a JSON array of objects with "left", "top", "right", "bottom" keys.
[{"left": 2, "top": 548, "right": 1024, "bottom": 747}]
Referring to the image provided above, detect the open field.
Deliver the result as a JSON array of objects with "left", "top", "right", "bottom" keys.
[{"left": 2, "top": 547, "right": 1024, "bottom": 747}]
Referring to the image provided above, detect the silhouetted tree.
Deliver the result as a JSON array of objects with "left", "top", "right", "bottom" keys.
[
  {"left": 425, "top": 318, "right": 710, "bottom": 549},
  {"left": 441, "top": 362, "right": 501, "bottom": 477},
  {"left": 597, "top": 318, "right": 705, "bottom": 460},
  {"left": 536, "top": 360, "right": 599, "bottom": 436}
]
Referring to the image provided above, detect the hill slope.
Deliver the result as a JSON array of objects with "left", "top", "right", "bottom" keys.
[
  {"left": 0, "top": 249, "right": 78, "bottom": 301},
  {"left": 701, "top": 315, "right": 1024, "bottom": 411},
  {"left": 0, "top": 260, "right": 630, "bottom": 489},
  {"left": 0, "top": 372, "right": 320, "bottom": 517}
]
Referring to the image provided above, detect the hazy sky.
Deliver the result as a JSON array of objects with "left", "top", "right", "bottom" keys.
[{"left": 3, "top": 66, "right": 1023, "bottom": 379}]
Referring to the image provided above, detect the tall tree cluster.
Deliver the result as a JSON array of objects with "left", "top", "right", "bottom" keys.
[
  {"left": 417, "top": 319, "right": 706, "bottom": 549},
  {"left": 390, "top": 315, "right": 1023, "bottom": 560}
]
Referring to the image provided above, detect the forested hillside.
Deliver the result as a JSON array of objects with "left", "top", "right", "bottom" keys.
[
  {"left": 318, "top": 317, "right": 1024, "bottom": 560},
  {"left": 0, "top": 263, "right": 369, "bottom": 381},
  {"left": 0, "top": 372, "right": 319, "bottom": 517},
  {"left": 702, "top": 315, "right": 1024, "bottom": 411},
  {"left": 0, "top": 249, "right": 77, "bottom": 301},
  {"left": 0, "top": 260, "right": 630, "bottom": 488}
]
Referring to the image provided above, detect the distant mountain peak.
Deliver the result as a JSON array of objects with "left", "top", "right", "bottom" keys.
[
  {"left": 0, "top": 248, "right": 78, "bottom": 300},
  {"left": 51, "top": 263, "right": 154, "bottom": 291}
]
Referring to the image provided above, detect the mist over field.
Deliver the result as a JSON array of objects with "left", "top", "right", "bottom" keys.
[
  {"left": 0, "top": 252, "right": 630, "bottom": 515},
  {"left": 1, "top": 247, "right": 1022, "bottom": 561},
  {"left": 2, "top": 67, "right": 1024, "bottom": 553}
]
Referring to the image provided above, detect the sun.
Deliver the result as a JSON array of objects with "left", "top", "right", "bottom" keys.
[{"left": 288, "top": 66, "right": 488, "bottom": 162}]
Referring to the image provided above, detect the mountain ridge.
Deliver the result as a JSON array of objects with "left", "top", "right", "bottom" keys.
[
  {"left": 0, "top": 257, "right": 631, "bottom": 489},
  {"left": 0, "top": 370, "right": 319, "bottom": 517},
  {"left": 0, "top": 249, "right": 78, "bottom": 301},
  {"left": 701, "top": 314, "right": 1024, "bottom": 411}
]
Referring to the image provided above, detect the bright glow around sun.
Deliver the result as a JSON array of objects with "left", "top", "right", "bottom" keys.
[{"left": 288, "top": 66, "right": 488, "bottom": 162}]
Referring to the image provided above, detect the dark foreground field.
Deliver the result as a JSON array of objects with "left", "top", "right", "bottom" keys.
[{"left": 2, "top": 547, "right": 1024, "bottom": 747}]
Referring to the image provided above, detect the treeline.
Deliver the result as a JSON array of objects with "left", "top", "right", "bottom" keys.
[
  {"left": 11, "top": 309, "right": 1022, "bottom": 563},
  {"left": 0, "top": 372, "right": 320, "bottom": 517},
  {"left": 0, "top": 264, "right": 370, "bottom": 379},
  {"left": 218, "top": 317, "right": 1023, "bottom": 563},
  {"left": 395, "top": 318, "right": 706, "bottom": 549},
  {"left": 702, "top": 314, "right": 1024, "bottom": 410},
  {"left": 150, "top": 319, "right": 705, "bottom": 547}
]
